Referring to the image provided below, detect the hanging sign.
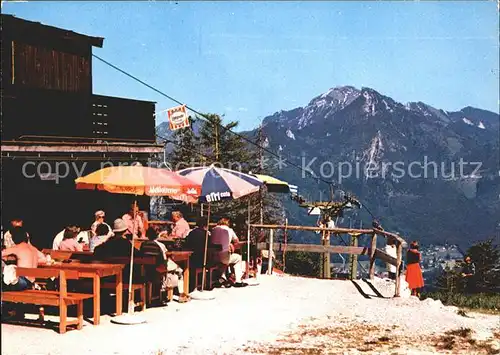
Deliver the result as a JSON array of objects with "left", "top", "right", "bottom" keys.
[{"left": 167, "top": 105, "right": 190, "bottom": 131}]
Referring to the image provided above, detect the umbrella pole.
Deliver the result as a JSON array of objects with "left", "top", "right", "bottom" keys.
[
  {"left": 127, "top": 200, "right": 137, "bottom": 314},
  {"left": 190, "top": 202, "right": 215, "bottom": 301},
  {"left": 245, "top": 198, "right": 259, "bottom": 286},
  {"left": 246, "top": 198, "right": 251, "bottom": 278},
  {"left": 111, "top": 199, "right": 146, "bottom": 325},
  {"left": 201, "top": 203, "right": 211, "bottom": 291}
]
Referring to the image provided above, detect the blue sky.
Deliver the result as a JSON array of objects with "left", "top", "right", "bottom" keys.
[{"left": 3, "top": 1, "right": 499, "bottom": 131}]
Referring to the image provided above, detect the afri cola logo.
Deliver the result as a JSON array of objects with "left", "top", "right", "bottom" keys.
[{"left": 205, "top": 191, "right": 231, "bottom": 202}]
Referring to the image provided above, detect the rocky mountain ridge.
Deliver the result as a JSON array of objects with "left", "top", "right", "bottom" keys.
[
  {"left": 155, "top": 85, "right": 499, "bottom": 246},
  {"left": 254, "top": 86, "right": 499, "bottom": 246}
]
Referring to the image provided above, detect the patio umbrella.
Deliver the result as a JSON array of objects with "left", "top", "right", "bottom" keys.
[
  {"left": 76, "top": 165, "right": 200, "bottom": 202},
  {"left": 176, "top": 165, "right": 263, "bottom": 294},
  {"left": 251, "top": 174, "right": 290, "bottom": 194},
  {"left": 75, "top": 165, "right": 201, "bottom": 323}
]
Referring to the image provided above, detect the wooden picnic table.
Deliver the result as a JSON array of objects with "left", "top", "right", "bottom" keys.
[{"left": 40, "top": 261, "right": 124, "bottom": 325}]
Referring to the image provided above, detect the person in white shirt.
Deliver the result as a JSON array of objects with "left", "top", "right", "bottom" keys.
[
  {"left": 316, "top": 215, "right": 335, "bottom": 241},
  {"left": 385, "top": 237, "right": 397, "bottom": 280},
  {"left": 90, "top": 210, "right": 113, "bottom": 238},
  {"left": 210, "top": 218, "right": 247, "bottom": 287},
  {"left": 3, "top": 218, "right": 30, "bottom": 248},
  {"left": 52, "top": 225, "right": 89, "bottom": 250}
]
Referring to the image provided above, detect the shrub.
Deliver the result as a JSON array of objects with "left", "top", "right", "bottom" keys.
[{"left": 422, "top": 291, "right": 500, "bottom": 312}]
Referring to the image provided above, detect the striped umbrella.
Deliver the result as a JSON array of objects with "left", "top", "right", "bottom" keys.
[
  {"left": 176, "top": 165, "right": 263, "bottom": 292},
  {"left": 176, "top": 165, "right": 263, "bottom": 203},
  {"left": 251, "top": 173, "right": 290, "bottom": 193}
]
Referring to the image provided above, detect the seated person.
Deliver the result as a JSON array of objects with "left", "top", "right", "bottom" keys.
[
  {"left": 94, "top": 219, "right": 134, "bottom": 259},
  {"left": 259, "top": 249, "right": 276, "bottom": 274},
  {"left": 2, "top": 227, "right": 47, "bottom": 291},
  {"left": 90, "top": 210, "right": 113, "bottom": 238},
  {"left": 184, "top": 217, "right": 211, "bottom": 269},
  {"left": 53, "top": 225, "right": 89, "bottom": 250},
  {"left": 141, "top": 227, "right": 189, "bottom": 303},
  {"left": 3, "top": 218, "right": 30, "bottom": 249},
  {"left": 210, "top": 218, "right": 247, "bottom": 287},
  {"left": 90, "top": 223, "right": 112, "bottom": 252},
  {"left": 94, "top": 219, "right": 143, "bottom": 283},
  {"left": 170, "top": 211, "right": 190, "bottom": 239},
  {"left": 59, "top": 227, "right": 84, "bottom": 252}
]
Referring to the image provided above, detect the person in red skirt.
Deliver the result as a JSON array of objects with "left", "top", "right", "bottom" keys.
[{"left": 406, "top": 241, "right": 424, "bottom": 297}]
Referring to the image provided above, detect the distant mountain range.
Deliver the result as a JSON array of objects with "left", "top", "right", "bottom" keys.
[{"left": 156, "top": 85, "right": 499, "bottom": 247}]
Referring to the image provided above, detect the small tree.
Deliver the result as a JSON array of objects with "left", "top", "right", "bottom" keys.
[
  {"left": 465, "top": 238, "right": 500, "bottom": 293},
  {"left": 433, "top": 238, "right": 499, "bottom": 294},
  {"left": 170, "top": 116, "right": 201, "bottom": 170}
]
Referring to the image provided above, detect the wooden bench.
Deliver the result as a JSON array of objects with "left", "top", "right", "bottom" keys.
[
  {"left": 193, "top": 248, "right": 224, "bottom": 290},
  {"left": 84, "top": 256, "right": 156, "bottom": 311},
  {"left": 194, "top": 263, "right": 220, "bottom": 290},
  {"left": 2, "top": 268, "right": 93, "bottom": 334}
]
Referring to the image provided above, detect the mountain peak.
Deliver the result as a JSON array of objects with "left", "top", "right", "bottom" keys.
[{"left": 308, "top": 86, "right": 361, "bottom": 109}]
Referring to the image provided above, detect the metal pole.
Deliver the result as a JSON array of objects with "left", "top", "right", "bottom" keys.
[
  {"left": 127, "top": 200, "right": 137, "bottom": 314},
  {"left": 267, "top": 229, "right": 274, "bottom": 274},
  {"left": 201, "top": 203, "right": 211, "bottom": 290},
  {"left": 246, "top": 198, "right": 251, "bottom": 278}
]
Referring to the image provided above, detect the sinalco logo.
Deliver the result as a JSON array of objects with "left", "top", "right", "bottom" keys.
[{"left": 186, "top": 188, "right": 198, "bottom": 195}]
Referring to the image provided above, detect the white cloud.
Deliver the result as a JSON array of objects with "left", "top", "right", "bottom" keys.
[{"left": 238, "top": 107, "right": 248, "bottom": 112}]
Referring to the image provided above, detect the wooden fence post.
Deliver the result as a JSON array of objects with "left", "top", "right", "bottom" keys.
[
  {"left": 349, "top": 235, "right": 358, "bottom": 280},
  {"left": 394, "top": 242, "right": 403, "bottom": 297},
  {"left": 321, "top": 232, "right": 331, "bottom": 279},
  {"left": 369, "top": 232, "right": 377, "bottom": 280},
  {"left": 267, "top": 229, "right": 274, "bottom": 275}
]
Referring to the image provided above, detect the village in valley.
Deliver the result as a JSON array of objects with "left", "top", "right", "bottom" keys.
[{"left": 1, "top": 2, "right": 499, "bottom": 355}]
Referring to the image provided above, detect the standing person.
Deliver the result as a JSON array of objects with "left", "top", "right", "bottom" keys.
[
  {"left": 170, "top": 211, "right": 190, "bottom": 239},
  {"left": 3, "top": 218, "right": 29, "bottom": 248},
  {"left": 122, "top": 203, "right": 146, "bottom": 239},
  {"left": 210, "top": 218, "right": 247, "bottom": 287},
  {"left": 405, "top": 241, "right": 424, "bottom": 297},
  {"left": 90, "top": 210, "right": 113, "bottom": 238},
  {"left": 385, "top": 237, "right": 397, "bottom": 280},
  {"left": 461, "top": 255, "right": 476, "bottom": 294},
  {"left": 59, "top": 227, "right": 84, "bottom": 252}
]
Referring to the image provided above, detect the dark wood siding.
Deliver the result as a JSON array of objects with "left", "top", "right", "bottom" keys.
[
  {"left": 13, "top": 41, "right": 91, "bottom": 93},
  {"left": 2, "top": 91, "right": 156, "bottom": 142},
  {"left": 2, "top": 159, "right": 150, "bottom": 249},
  {"left": 91, "top": 95, "right": 156, "bottom": 142}
]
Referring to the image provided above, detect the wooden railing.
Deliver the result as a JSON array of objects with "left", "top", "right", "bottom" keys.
[{"left": 250, "top": 224, "right": 406, "bottom": 297}]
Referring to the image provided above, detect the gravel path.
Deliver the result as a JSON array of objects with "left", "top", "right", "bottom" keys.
[{"left": 2, "top": 275, "right": 499, "bottom": 355}]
